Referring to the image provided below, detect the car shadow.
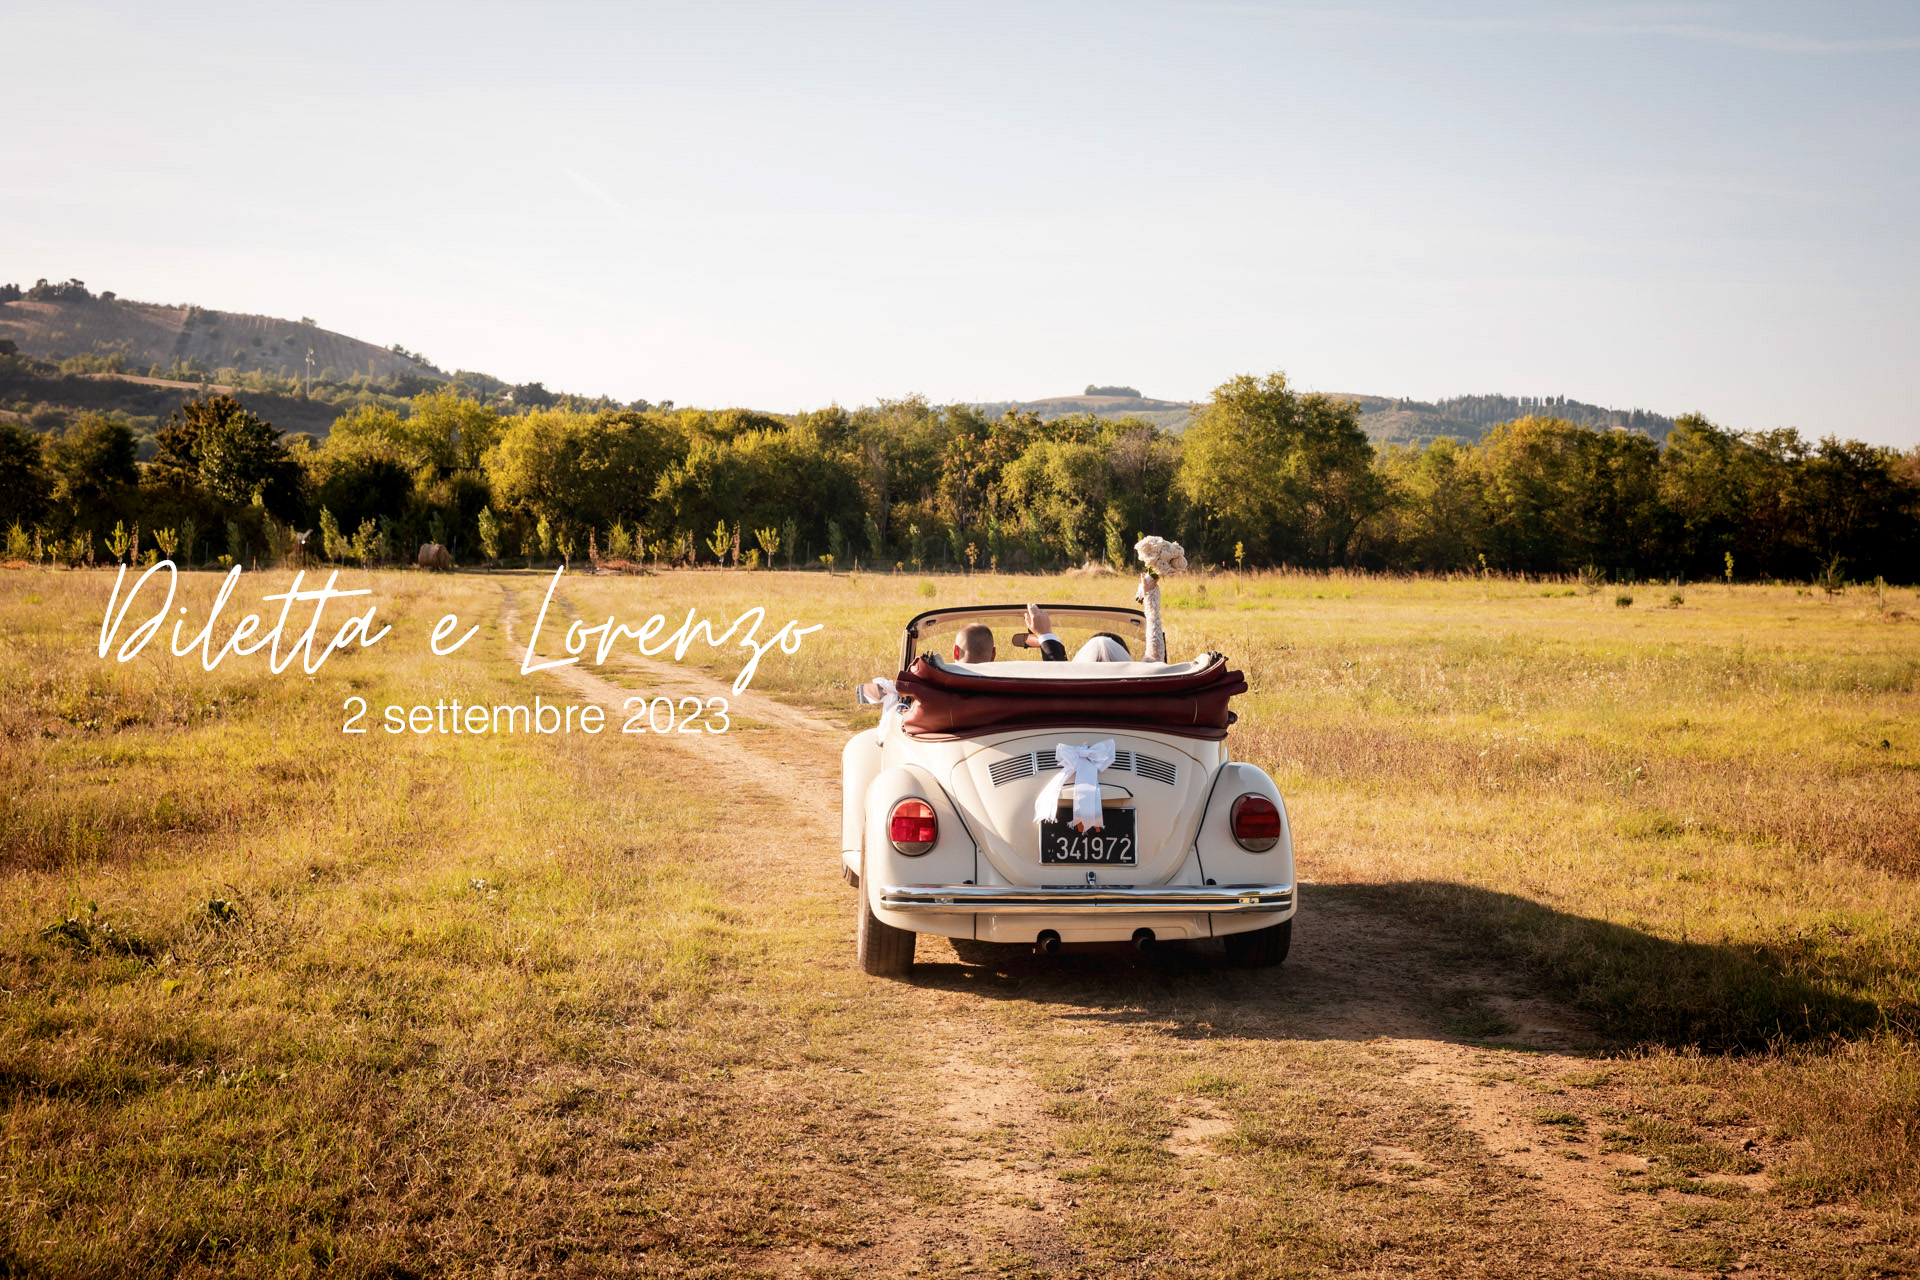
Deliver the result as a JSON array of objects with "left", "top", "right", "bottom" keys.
[{"left": 904, "top": 881, "right": 1889, "bottom": 1053}]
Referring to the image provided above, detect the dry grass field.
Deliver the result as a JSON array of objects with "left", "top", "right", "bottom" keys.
[{"left": 3, "top": 563, "right": 1917, "bottom": 1277}]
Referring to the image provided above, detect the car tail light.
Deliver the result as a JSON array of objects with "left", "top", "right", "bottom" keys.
[
  {"left": 888, "top": 798, "right": 937, "bottom": 855},
  {"left": 1230, "top": 794, "right": 1281, "bottom": 851}
]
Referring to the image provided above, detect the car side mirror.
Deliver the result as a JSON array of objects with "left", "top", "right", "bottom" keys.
[{"left": 856, "top": 680, "right": 883, "bottom": 705}]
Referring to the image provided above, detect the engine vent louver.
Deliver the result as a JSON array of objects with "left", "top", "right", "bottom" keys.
[
  {"left": 1134, "top": 754, "right": 1178, "bottom": 785},
  {"left": 988, "top": 749, "right": 1178, "bottom": 787},
  {"left": 988, "top": 754, "right": 1037, "bottom": 787}
]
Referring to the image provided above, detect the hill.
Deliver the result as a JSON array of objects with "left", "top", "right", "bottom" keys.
[
  {"left": 0, "top": 278, "right": 439, "bottom": 384},
  {"left": 1332, "top": 392, "right": 1675, "bottom": 446},
  {"left": 974, "top": 386, "right": 1674, "bottom": 444},
  {"left": 0, "top": 364, "right": 348, "bottom": 440},
  {"left": 3, "top": 277, "right": 1679, "bottom": 455},
  {"left": 969, "top": 392, "right": 1198, "bottom": 432}
]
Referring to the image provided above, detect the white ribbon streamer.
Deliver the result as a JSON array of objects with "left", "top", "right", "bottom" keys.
[
  {"left": 1034, "top": 739, "right": 1117, "bottom": 831},
  {"left": 1134, "top": 536, "right": 1186, "bottom": 663},
  {"left": 871, "top": 676, "right": 901, "bottom": 744}
]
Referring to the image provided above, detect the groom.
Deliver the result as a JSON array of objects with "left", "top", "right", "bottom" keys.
[
  {"left": 950, "top": 603, "right": 1068, "bottom": 663},
  {"left": 1017, "top": 603, "right": 1069, "bottom": 661}
]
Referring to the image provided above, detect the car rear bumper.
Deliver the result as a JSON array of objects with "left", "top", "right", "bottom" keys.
[{"left": 877, "top": 883, "right": 1294, "bottom": 914}]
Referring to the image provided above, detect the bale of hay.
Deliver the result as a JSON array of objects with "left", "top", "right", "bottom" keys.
[{"left": 417, "top": 543, "right": 453, "bottom": 572}]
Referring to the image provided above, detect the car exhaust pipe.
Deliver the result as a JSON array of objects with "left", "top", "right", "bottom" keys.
[
  {"left": 1132, "top": 927, "right": 1157, "bottom": 954},
  {"left": 1035, "top": 929, "right": 1062, "bottom": 955}
]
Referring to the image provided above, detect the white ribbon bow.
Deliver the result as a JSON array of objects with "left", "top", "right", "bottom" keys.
[
  {"left": 871, "top": 676, "right": 901, "bottom": 744},
  {"left": 1034, "top": 739, "right": 1117, "bottom": 831}
]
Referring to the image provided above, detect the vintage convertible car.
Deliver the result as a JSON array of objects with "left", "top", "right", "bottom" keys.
[{"left": 841, "top": 604, "right": 1296, "bottom": 975}]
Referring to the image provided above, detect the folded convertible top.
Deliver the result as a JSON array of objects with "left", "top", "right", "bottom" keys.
[{"left": 895, "top": 652, "right": 1248, "bottom": 741}]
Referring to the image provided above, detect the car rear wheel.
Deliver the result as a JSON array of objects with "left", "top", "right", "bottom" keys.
[
  {"left": 855, "top": 873, "right": 915, "bottom": 977},
  {"left": 1224, "top": 919, "right": 1291, "bottom": 968}
]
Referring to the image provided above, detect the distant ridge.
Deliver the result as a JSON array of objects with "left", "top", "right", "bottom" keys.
[
  {"left": 968, "top": 392, "right": 1198, "bottom": 432},
  {"left": 3, "top": 278, "right": 1680, "bottom": 450},
  {"left": 1327, "top": 392, "right": 1675, "bottom": 446},
  {"left": 971, "top": 388, "right": 1675, "bottom": 444},
  {"left": 0, "top": 279, "right": 439, "bottom": 384}
]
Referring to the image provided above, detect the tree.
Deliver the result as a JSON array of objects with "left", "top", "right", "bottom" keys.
[
  {"left": 477, "top": 506, "right": 502, "bottom": 566},
  {"left": 706, "top": 520, "right": 732, "bottom": 563},
  {"left": 157, "top": 395, "right": 300, "bottom": 517},
  {"left": 0, "top": 421, "right": 52, "bottom": 527},
  {"left": 150, "top": 403, "right": 211, "bottom": 489},
  {"left": 484, "top": 409, "right": 679, "bottom": 530},
  {"left": 319, "top": 508, "right": 346, "bottom": 561},
  {"left": 1360, "top": 439, "right": 1488, "bottom": 572},
  {"left": 1464, "top": 416, "right": 1662, "bottom": 575},
  {"left": 26, "top": 278, "right": 91, "bottom": 302},
  {"left": 198, "top": 400, "right": 298, "bottom": 512},
  {"left": 645, "top": 410, "right": 862, "bottom": 552},
  {"left": 1002, "top": 435, "right": 1110, "bottom": 565},
  {"left": 1798, "top": 436, "right": 1917, "bottom": 581},
  {"left": 1657, "top": 413, "right": 1748, "bottom": 577},
  {"left": 46, "top": 414, "right": 138, "bottom": 529},
  {"left": 1728, "top": 427, "right": 1808, "bottom": 578},
  {"left": 331, "top": 389, "right": 502, "bottom": 473},
  {"left": 306, "top": 435, "right": 414, "bottom": 538},
  {"left": 1469, "top": 416, "right": 1598, "bottom": 574},
  {"left": 351, "top": 518, "right": 381, "bottom": 567},
  {"left": 1179, "top": 372, "right": 1385, "bottom": 567},
  {"left": 1102, "top": 421, "right": 1183, "bottom": 545}
]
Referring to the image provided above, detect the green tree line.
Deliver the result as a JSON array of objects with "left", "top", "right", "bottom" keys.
[{"left": 1, "top": 371, "right": 1914, "bottom": 583}]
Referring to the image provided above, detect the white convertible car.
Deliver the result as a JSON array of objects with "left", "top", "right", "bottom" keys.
[{"left": 841, "top": 604, "right": 1296, "bottom": 976}]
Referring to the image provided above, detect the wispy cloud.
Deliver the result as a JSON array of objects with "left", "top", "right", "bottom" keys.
[
  {"left": 1527, "top": 18, "right": 1920, "bottom": 54},
  {"left": 1201, "top": 5, "right": 1920, "bottom": 54},
  {"left": 562, "top": 167, "right": 629, "bottom": 214}
]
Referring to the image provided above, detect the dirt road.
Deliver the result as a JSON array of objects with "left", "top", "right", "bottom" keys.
[{"left": 501, "top": 588, "right": 1756, "bottom": 1276}]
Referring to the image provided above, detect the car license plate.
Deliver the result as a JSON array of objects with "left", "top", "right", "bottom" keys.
[{"left": 1039, "top": 808, "right": 1137, "bottom": 865}]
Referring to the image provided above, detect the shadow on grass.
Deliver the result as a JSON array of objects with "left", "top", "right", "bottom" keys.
[{"left": 906, "top": 881, "right": 1896, "bottom": 1053}]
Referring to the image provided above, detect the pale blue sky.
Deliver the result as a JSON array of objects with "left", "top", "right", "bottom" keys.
[{"left": 5, "top": 1, "right": 1916, "bottom": 444}]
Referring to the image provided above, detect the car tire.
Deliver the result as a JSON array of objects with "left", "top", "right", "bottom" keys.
[
  {"left": 1224, "top": 919, "right": 1292, "bottom": 968},
  {"left": 855, "top": 877, "right": 915, "bottom": 977},
  {"left": 949, "top": 937, "right": 1026, "bottom": 967}
]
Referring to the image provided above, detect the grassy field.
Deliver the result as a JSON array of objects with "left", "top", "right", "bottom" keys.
[{"left": 3, "top": 563, "right": 1917, "bottom": 1277}]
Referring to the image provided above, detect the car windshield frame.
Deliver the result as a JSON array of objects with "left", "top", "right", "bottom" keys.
[{"left": 899, "top": 604, "right": 1148, "bottom": 669}]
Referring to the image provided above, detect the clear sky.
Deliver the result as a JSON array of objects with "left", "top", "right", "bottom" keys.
[{"left": 5, "top": 1, "right": 1916, "bottom": 444}]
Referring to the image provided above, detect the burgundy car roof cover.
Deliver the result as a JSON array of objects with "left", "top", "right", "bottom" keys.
[{"left": 895, "top": 653, "right": 1248, "bottom": 741}]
